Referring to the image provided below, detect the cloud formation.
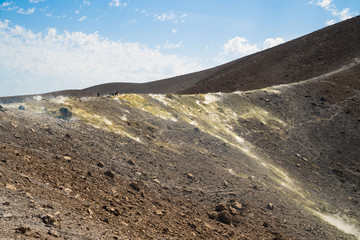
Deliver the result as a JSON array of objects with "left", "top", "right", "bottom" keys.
[
  {"left": 0, "top": 20, "right": 202, "bottom": 96},
  {"left": 78, "top": 16, "right": 87, "bottom": 21},
  {"left": 153, "top": 12, "right": 187, "bottom": 23},
  {"left": 17, "top": 7, "right": 35, "bottom": 15},
  {"left": 223, "top": 37, "right": 259, "bottom": 56},
  {"left": 163, "top": 41, "right": 182, "bottom": 49},
  {"left": 309, "top": 0, "right": 358, "bottom": 25},
  {"left": 219, "top": 37, "right": 285, "bottom": 62},
  {"left": 109, "top": 0, "right": 127, "bottom": 7},
  {"left": 29, "top": 0, "right": 46, "bottom": 3}
]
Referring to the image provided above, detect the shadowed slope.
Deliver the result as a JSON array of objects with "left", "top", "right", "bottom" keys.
[{"left": 180, "top": 15, "right": 360, "bottom": 94}]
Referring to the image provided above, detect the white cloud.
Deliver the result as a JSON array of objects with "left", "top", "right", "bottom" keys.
[
  {"left": 316, "top": 0, "right": 333, "bottom": 8},
  {"left": 75, "top": 10, "right": 79, "bottom": 14},
  {"left": 263, "top": 37, "right": 285, "bottom": 49},
  {"left": 163, "top": 41, "right": 182, "bottom": 49},
  {"left": 172, "top": 29, "right": 177, "bottom": 33},
  {"left": 0, "top": 20, "right": 202, "bottom": 96},
  {"left": 78, "top": 16, "right": 87, "bottom": 21},
  {"left": 17, "top": 7, "right": 35, "bottom": 15},
  {"left": 154, "top": 12, "right": 176, "bottom": 22},
  {"left": 220, "top": 36, "right": 285, "bottom": 62},
  {"left": 29, "top": 0, "right": 46, "bottom": 3},
  {"left": 0, "top": 19, "right": 10, "bottom": 28},
  {"left": 1, "top": 1, "right": 12, "bottom": 7},
  {"left": 310, "top": 0, "right": 358, "bottom": 23},
  {"left": 82, "top": 0, "right": 90, "bottom": 6},
  {"left": 223, "top": 37, "right": 259, "bottom": 56},
  {"left": 109, "top": 0, "right": 127, "bottom": 7},
  {"left": 153, "top": 12, "right": 187, "bottom": 23},
  {"left": 326, "top": 19, "right": 336, "bottom": 25}
]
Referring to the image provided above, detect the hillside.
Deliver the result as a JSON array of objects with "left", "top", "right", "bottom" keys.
[
  {"left": 1, "top": 16, "right": 359, "bottom": 103},
  {"left": 0, "top": 16, "right": 360, "bottom": 239}
]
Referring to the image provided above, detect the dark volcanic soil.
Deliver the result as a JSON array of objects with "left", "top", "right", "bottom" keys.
[
  {"left": 0, "top": 15, "right": 359, "bottom": 240},
  {"left": 0, "top": 57, "right": 360, "bottom": 239}
]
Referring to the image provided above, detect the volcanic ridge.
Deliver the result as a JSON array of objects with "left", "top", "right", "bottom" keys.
[{"left": 0, "top": 16, "right": 359, "bottom": 240}]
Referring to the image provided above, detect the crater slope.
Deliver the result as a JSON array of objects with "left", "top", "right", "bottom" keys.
[{"left": 1, "top": 56, "right": 360, "bottom": 239}]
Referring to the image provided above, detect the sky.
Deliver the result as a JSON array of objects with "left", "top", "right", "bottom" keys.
[{"left": 0, "top": 0, "right": 359, "bottom": 97}]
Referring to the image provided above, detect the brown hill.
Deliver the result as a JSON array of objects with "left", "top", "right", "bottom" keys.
[{"left": 1, "top": 16, "right": 359, "bottom": 103}]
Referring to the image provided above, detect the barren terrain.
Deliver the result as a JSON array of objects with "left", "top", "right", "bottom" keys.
[{"left": 0, "top": 16, "right": 359, "bottom": 240}]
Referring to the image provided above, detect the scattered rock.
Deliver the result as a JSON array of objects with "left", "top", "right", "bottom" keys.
[
  {"left": 232, "top": 201, "right": 243, "bottom": 210},
  {"left": 155, "top": 210, "right": 164, "bottom": 216},
  {"left": 186, "top": 173, "right": 195, "bottom": 180},
  {"left": 15, "top": 226, "right": 31, "bottom": 234},
  {"left": 208, "top": 211, "right": 218, "bottom": 220},
  {"left": 105, "top": 170, "right": 115, "bottom": 178},
  {"left": 127, "top": 159, "right": 135, "bottom": 165},
  {"left": 2, "top": 202, "right": 10, "bottom": 206},
  {"left": 41, "top": 214, "right": 59, "bottom": 227},
  {"left": 58, "top": 108, "right": 72, "bottom": 120},
  {"left": 63, "top": 156, "right": 72, "bottom": 161},
  {"left": 263, "top": 222, "right": 269, "bottom": 227},
  {"left": 48, "top": 229, "right": 60, "bottom": 238},
  {"left": 0, "top": 105, "right": 4, "bottom": 112},
  {"left": 229, "top": 206, "right": 238, "bottom": 215},
  {"left": 65, "top": 133, "right": 71, "bottom": 138},
  {"left": 296, "top": 163, "right": 301, "bottom": 168},
  {"left": 5, "top": 184, "right": 16, "bottom": 191},
  {"left": 87, "top": 208, "right": 93, "bottom": 216},
  {"left": 97, "top": 162, "right": 105, "bottom": 168},
  {"left": 215, "top": 202, "right": 227, "bottom": 212},
  {"left": 130, "top": 182, "right": 140, "bottom": 191},
  {"left": 267, "top": 203, "right": 274, "bottom": 210},
  {"left": 217, "top": 210, "right": 231, "bottom": 224}
]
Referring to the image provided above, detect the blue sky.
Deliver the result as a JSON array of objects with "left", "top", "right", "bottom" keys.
[{"left": 0, "top": 0, "right": 359, "bottom": 97}]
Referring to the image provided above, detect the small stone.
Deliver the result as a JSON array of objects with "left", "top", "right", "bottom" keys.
[
  {"left": 267, "top": 203, "right": 274, "bottom": 210},
  {"left": 5, "top": 184, "right": 16, "bottom": 191},
  {"left": 97, "top": 162, "right": 105, "bottom": 168},
  {"left": 15, "top": 226, "right": 31, "bottom": 234},
  {"left": 215, "top": 202, "right": 227, "bottom": 212},
  {"left": 65, "top": 133, "right": 71, "bottom": 138},
  {"left": 296, "top": 163, "right": 301, "bottom": 167},
  {"left": 208, "top": 211, "right": 218, "bottom": 220},
  {"left": 217, "top": 210, "right": 231, "bottom": 224},
  {"left": 105, "top": 170, "right": 115, "bottom": 178},
  {"left": 186, "top": 173, "right": 195, "bottom": 180},
  {"left": 130, "top": 182, "right": 140, "bottom": 191},
  {"left": 63, "top": 187, "right": 72, "bottom": 195},
  {"left": 41, "top": 215, "right": 59, "bottom": 227},
  {"left": 88, "top": 208, "right": 93, "bottom": 216},
  {"left": 263, "top": 222, "right": 269, "bottom": 227},
  {"left": 2, "top": 202, "right": 10, "bottom": 206},
  {"left": 229, "top": 206, "right": 238, "bottom": 215},
  {"left": 155, "top": 210, "right": 164, "bottom": 216},
  {"left": 232, "top": 201, "right": 242, "bottom": 210},
  {"left": 48, "top": 229, "right": 60, "bottom": 237},
  {"left": 63, "top": 156, "right": 71, "bottom": 161},
  {"left": 127, "top": 159, "right": 135, "bottom": 165}
]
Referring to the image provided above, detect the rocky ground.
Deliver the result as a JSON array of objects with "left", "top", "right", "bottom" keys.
[{"left": 0, "top": 57, "right": 360, "bottom": 239}]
